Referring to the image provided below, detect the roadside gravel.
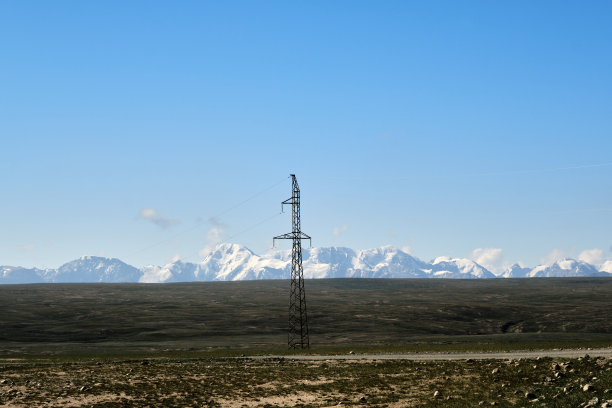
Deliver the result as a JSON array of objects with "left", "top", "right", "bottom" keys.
[{"left": 250, "top": 347, "right": 612, "bottom": 361}]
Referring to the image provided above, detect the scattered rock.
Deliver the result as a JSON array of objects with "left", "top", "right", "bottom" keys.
[
  {"left": 433, "top": 390, "right": 440, "bottom": 398},
  {"left": 584, "top": 397, "right": 598, "bottom": 407},
  {"left": 525, "top": 392, "right": 537, "bottom": 399},
  {"left": 478, "top": 401, "right": 485, "bottom": 406},
  {"left": 552, "top": 363, "right": 560, "bottom": 371},
  {"left": 491, "top": 368, "right": 499, "bottom": 374},
  {"left": 359, "top": 396, "right": 367, "bottom": 402},
  {"left": 0, "top": 379, "right": 7, "bottom": 384},
  {"left": 348, "top": 351, "right": 355, "bottom": 355},
  {"left": 141, "top": 360, "right": 149, "bottom": 366},
  {"left": 584, "top": 384, "right": 594, "bottom": 392}
]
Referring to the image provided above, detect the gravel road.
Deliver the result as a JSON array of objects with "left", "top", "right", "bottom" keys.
[{"left": 250, "top": 347, "right": 612, "bottom": 361}]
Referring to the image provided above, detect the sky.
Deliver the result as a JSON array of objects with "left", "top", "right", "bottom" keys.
[{"left": 1, "top": 1, "right": 611, "bottom": 272}]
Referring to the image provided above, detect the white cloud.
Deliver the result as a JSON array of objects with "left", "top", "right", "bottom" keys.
[
  {"left": 332, "top": 225, "right": 348, "bottom": 237},
  {"left": 170, "top": 254, "right": 182, "bottom": 263},
  {"left": 206, "top": 217, "right": 227, "bottom": 244},
  {"left": 470, "top": 248, "right": 505, "bottom": 274},
  {"left": 401, "top": 245, "right": 413, "bottom": 254},
  {"left": 198, "top": 217, "right": 228, "bottom": 257},
  {"left": 139, "top": 208, "right": 179, "bottom": 229},
  {"left": 540, "top": 248, "right": 567, "bottom": 265},
  {"left": 578, "top": 248, "right": 604, "bottom": 266}
]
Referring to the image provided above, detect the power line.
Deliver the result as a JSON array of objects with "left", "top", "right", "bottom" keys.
[
  {"left": 184, "top": 211, "right": 283, "bottom": 263},
  {"left": 325, "top": 161, "right": 612, "bottom": 182},
  {"left": 469, "top": 162, "right": 612, "bottom": 177},
  {"left": 123, "top": 177, "right": 288, "bottom": 260}
]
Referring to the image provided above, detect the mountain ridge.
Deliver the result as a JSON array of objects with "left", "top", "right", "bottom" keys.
[{"left": 2, "top": 243, "right": 611, "bottom": 284}]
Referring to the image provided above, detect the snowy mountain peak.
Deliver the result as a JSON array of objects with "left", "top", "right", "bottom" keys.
[
  {"left": 428, "top": 257, "right": 495, "bottom": 279},
  {"left": 432, "top": 256, "right": 452, "bottom": 264},
  {"left": 305, "top": 246, "right": 357, "bottom": 262},
  {"left": 202, "top": 243, "right": 255, "bottom": 260},
  {"left": 528, "top": 258, "right": 605, "bottom": 278},
  {"left": 503, "top": 263, "right": 531, "bottom": 278},
  {"left": 2, "top": 246, "right": 611, "bottom": 284},
  {"left": 45, "top": 256, "right": 142, "bottom": 283},
  {"left": 352, "top": 246, "right": 427, "bottom": 278}
]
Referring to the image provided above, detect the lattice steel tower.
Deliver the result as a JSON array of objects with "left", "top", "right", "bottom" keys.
[{"left": 273, "top": 174, "right": 311, "bottom": 349}]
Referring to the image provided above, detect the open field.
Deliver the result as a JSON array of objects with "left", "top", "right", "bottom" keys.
[
  {"left": 1, "top": 354, "right": 612, "bottom": 407},
  {"left": 1, "top": 278, "right": 611, "bottom": 357},
  {"left": 1, "top": 278, "right": 611, "bottom": 406}
]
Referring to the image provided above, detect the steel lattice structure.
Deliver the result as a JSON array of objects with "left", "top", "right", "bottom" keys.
[{"left": 273, "top": 174, "right": 311, "bottom": 349}]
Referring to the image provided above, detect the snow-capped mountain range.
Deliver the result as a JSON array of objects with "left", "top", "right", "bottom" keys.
[{"left": 2, "top": 244, "right": 611, "bottom": 284}]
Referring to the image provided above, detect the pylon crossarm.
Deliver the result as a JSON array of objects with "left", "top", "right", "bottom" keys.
[
  {"left": 274, "top": 232, "right": 310, "bottom": 241},
  {"left": 273, "top": 233, "right": 293, "bottom": 241}
]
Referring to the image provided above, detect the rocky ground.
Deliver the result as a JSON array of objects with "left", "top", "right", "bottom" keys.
[{"left": 1, "top": 354, "right": 611, "bottom": 407}]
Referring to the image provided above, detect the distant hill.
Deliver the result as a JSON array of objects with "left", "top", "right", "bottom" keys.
[{"left": 2, "top": 243, "right": 611, "bottom": 283}]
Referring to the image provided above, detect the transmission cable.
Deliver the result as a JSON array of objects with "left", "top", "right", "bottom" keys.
[
  {"left": 181, "top": 211, "right": 284, "bottom": 264},
  {"left": 122, "top": 177, "right": 287, "bottom": 260}
]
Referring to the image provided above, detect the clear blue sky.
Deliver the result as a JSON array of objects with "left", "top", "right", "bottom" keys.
[{"left": 1, "top": 1, "right": 611, "bottom": 271}]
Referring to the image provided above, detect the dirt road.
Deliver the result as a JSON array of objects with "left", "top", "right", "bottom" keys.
[{"left": 251, "top": 347, "right": 612, "bottom": 361}]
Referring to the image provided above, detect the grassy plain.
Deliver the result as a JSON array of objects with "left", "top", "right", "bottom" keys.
[
  {"left": 1, "top": 278, "right": 611, "bottom": 406},
  {"left": 1, "top": 278, "right": 611, "bottom": 357}
]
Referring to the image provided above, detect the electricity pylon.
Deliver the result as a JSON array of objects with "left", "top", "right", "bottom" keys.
[{"left": 273, "top": 174, "right": 311, "bottom": 349}]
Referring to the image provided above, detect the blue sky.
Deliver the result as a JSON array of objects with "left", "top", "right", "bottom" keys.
[{"left": 1, "top": 1, "right": 611, "bottom": 271}]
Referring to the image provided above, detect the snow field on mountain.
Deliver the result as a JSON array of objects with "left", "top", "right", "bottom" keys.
[{"left": 2, "top": 243, "right": 611, "bottom": 283}]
